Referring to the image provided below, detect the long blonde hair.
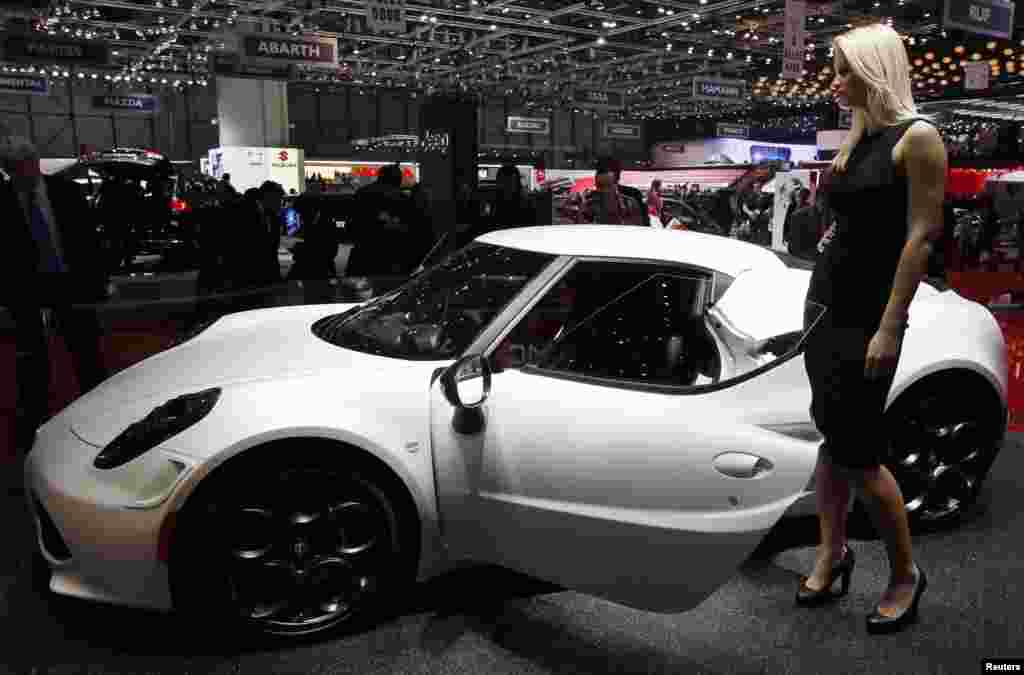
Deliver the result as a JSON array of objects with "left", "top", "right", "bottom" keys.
[{"left": 833, "top": 23, "right": 923, "bottom": 162}]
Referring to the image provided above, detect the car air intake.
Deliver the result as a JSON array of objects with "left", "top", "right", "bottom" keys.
[{"left": 33, "top": 496, "right": 71, "bottom": 561}]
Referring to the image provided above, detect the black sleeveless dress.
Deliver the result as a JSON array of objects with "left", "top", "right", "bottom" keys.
[{"left": 804, "top": 118, "right": 931, "bottom": 469}]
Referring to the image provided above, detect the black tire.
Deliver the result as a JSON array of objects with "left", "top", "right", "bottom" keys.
[
  {"left": 882, "top": 371, "right": 1005, "bottom": 530},
  {"left": 171, "top": 453, "right": 412, "bottom": 639}
]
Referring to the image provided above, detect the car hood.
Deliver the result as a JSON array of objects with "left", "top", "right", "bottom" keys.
[{"left": 61, "top": 303, "right": 443, "bottom": 445}]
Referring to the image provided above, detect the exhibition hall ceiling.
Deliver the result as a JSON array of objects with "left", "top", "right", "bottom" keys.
[{"left": 2, "top": 0, "right": 1024, "bottom": 117}]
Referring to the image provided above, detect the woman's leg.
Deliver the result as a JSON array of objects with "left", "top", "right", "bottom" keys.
[
  {"left": 849, "top": 464, "right": 918, "bottom": 616},
  {"left": 805, "top": 450, "right": 853, "bottom": 589}
]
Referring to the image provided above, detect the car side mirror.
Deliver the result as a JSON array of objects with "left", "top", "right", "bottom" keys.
[{"left": 441, "top": 354, "right": 492, "bottom": 409}]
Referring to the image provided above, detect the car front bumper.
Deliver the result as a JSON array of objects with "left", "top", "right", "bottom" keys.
[{"left": 23, "top": 419, "right": 197, "bottom": 612}]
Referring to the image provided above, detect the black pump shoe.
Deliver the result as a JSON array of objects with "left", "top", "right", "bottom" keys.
[
  {"left": 796, "top": 546, "right": 856, "bottom": 606},
  {"left": 866, "top": 565, "right": 927, "bottom": 634}
]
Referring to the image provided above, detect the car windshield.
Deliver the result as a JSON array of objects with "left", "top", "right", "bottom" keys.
[{"left": 312, "top": 243, "right": 555, "bottom": 360}]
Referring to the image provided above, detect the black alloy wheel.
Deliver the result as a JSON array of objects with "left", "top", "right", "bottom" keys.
[
  {"left": 176, "top": 462, "right": 408, "bottom": 637},
  {"left": 885, "top": 376, "right": 1004, "bottom": 528}
]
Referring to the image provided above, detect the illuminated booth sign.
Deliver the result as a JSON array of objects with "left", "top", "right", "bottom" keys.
[
  {"left": 0, "top": 74, "right": 49, "bottom": 96},
  {"left": 692, "top": 77, "right": 747, "bottom": 104},
  {"left": 716, "top": 123, "right": 750, "bottom": 139},
  {"left": 943, "top": 0, "right": 1015, "bottom": 39},
  {"left": 604, "top": 123, "right": 641, "bottom": 139},
  {"left": 1, "top": 32, "right": 110, "bottom": 66},
  {"left": 208, "top": 146, "right": 305, "bottom": 194},
  {"left": 93, "top": 94, "right": 160, "bottom": 113},
  {"left": 506, "top": 116, "right": 551, "bottom": 134},
  {"left": 241, "top": 34, "right": 338, "bottom": 66},
  {"left": 572, "top": 89, "right": 625, "bottom": 109}
]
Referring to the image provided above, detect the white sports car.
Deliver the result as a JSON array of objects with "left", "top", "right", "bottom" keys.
[{"left": 24, "top": 226, "right": 1008, "bottom": 638}]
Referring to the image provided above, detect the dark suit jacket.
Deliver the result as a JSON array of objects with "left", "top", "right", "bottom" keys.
[
  {"left": 785, "top": 205, "right": 822, "bottom": 260},
  {"left": 2, "top": 175, "right": 107, "bottom": 305}
]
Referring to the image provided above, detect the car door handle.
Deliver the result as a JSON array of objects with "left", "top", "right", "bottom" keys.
[{"left": 713, "top": 452, "right": 774, "bottom": 479}]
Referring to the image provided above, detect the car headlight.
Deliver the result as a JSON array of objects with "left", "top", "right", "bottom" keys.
[{"left": 93, "top": 388, "right": 221, "bottom": 469}]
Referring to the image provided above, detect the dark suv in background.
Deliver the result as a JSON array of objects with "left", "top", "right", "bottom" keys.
[{"left": 56, "top": 148, "right": 196, "bottom": 273}]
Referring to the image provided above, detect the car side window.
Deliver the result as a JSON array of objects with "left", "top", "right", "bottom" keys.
[{"left": 492, "top": 261, "right": 721, "bottom": 387}]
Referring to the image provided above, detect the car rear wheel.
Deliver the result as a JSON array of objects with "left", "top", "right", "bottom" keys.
[
  {"left": 885, "top": 373, "right": 1005, "bottom": 528},
  {"left": 174, "top": 458, "right": 410, "bottom": 638}
]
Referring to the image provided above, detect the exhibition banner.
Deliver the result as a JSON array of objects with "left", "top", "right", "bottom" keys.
[
  {"left": 716, "top": 123, "right": 750, "bottom": 139},
  {"left": 0, "top": 74, "right": 49, "bottom": 96},
  {"left": 943, "top": 0, "right": 1015, "bottom": 39},
  {"left": 367, "top": 0, "right": 406, "bottom": 33},
  {"left": 572, "top": 89, "right": 625, "bottom": 109},
  {"left": 506, "top": 116, "right": 551, "bottom": 134},
  {"left": 241, "top": 34, "right": 337, "bottom": 67},
  {"left": 692, "top": 77, "right": 747, "bottom": 104},
  {"left": 963, "top": 61, "right": 991, "bottom": 90},
  {"left": 783, "top": 0, "right": 806, "bottom": 80},
  {"left": 1, "top": 32, "right": 110, "bottom": 66},
  {"left": 604, "top": 122, "right": 641, "bottom": 139},
  {"left": 92, "top": 94, "right": 160, "bottom": 113}
]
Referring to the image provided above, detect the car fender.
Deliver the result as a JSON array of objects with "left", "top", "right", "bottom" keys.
[
  {"left": 163, "top": 370, "right": 447, "bottom": 580},
  {"left": 889, "top": 293, "right": 1008, "bottom": 409}
]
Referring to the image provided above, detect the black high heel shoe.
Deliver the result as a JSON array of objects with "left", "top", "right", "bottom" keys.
[
  {"left": 795, "top": 545, "right": 856, "bottom": 606},
  {"left": 866, "top": 564, "right": 927, "bottom": 634}
]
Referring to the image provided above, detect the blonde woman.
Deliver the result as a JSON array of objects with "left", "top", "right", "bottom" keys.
[{"left": 797, "top": 23, "right": 945, "bottom": 634}]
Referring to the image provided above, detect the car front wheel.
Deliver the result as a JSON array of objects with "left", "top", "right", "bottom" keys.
[{"left": 173, "top": 458, "right": 409, "bottom": 638}]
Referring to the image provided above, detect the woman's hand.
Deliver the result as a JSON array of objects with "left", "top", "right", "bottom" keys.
[
  {"left": 831, "top": 148, "right": 852, "bottom": 173},
  {"left": 864, "top": 327, "right": 903, "bottom": 380}
]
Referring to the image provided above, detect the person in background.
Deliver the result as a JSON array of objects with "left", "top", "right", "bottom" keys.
[
  {"left": 230, "top": 183, "right": 284, "bottom": 291},
  {"left": 577, "top": 157, "right": 644, "bottom": 225},
  {"left": 256, "top": 181, "right": 286, "bottom": 285},
  {"left": 219, "top": 172, "right": 237, "bottom": 197},
  {"left": 348, "top": 164, "right": 410, "bottom": 276},
  {"left": 647, "top": 179, "right": 664, "bottom": 226},
  {"left": 490, "top": 163, "right": 535, "bottom": 230},
  {"left": 786, "top": 188, "right": 822, "bottom": 259},
  {"left": 0, "top": 126, "right": 108, "bottom": 455},
  {"left": 784, "top": 188, "right": 812, "bottom": 248}
]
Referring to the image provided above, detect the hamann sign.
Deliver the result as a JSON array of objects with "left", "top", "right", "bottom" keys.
[
  {"left": 716, "top": 123, "right": 750, "bottom": 138},
  {"left": 242, "top": 35, "right": 338, "bottom": 65},
  {"left": 692, "top": 77, "right": 747, "bottom": 104},
  {"left": 943, "top": 0, "right": 1015, "bottom": 39},
  {"left": 506, "top": 116, "right": 551, "bottom": 134},
  {"left": 93, "top": 94, "right": 159, "bottom": 113},
  {"left": 604, "top": 123, "right": 641, "bottom": 139}
]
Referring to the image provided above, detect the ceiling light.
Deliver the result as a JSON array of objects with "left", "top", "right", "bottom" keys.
[
  {"left": 1005, "top": 49, "right": 1015, "bottom": 56},
  {"left": 914, "top": 58, "right": 923, "bottom": 66},
  {"left": 972, "top": 53, "right": 982, "bottom": 60},
  {"left": 988, "top": 41, "right": 997, "bottom": 49},
  {"left": 925, "top": 52, "right": 935, "bottom": 60},
  {"left": 942, "top": 56, "right": 952, "bottom": 63},
  {"left": 596, "top": 36, "right": 606, "bottom": 45}
]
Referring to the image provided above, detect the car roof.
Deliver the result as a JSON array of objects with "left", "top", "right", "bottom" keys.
[{"left": 476, "top": 226, "right": 786, "bottom": 278}]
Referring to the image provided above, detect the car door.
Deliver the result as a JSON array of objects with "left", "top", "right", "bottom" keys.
[{"left": 429, "top": 259, "right": 822, "bottom": 613}]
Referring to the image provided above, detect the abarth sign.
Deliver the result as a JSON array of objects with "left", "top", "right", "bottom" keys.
[{"left": 242, "top": 35, "right": 338, "bottom": 65}]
